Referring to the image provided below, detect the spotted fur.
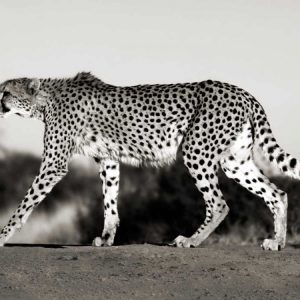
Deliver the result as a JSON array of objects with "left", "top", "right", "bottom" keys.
[{"left": 0, "top": 73, "right": 297, "bottom": 250}]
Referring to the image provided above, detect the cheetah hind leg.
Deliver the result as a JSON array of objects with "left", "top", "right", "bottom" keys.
[
  {"left": 170, "top": 163, "right": 229, "bottom": 248},
  {"left": 221, "top": 156, "right": 287, "bottom": 251}
]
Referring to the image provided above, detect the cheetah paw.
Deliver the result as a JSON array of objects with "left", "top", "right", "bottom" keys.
[
  {"left": 92, "top": 236, "right": 113, "bottom": 247},
  {"left": 261, "top": 239, "right": 282, "bottom": 251},
  {"left": 170, "top": 235, "right": 195, "bottom": 248},
  {"left": 92, "top": 237, "right": 104, "bottom": 247}
]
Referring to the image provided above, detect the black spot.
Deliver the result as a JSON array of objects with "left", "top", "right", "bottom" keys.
[
  {"left": 200, "top": 187, "right": 209, "bottom": 193},
  {"left": 277, "top": 153, "right": 284, "bottom": 162},
  {"left": 103, "top": 233, "right": 110, "bottom": 240},
  {"left": 197, "top": 174, "right": 202, "bottom": 180},
  {"left": 268, "top": 146, "right": 275, "bottom": 154},
  {"left": 290, "top": 158, "right": 297, "bottom": 168}
]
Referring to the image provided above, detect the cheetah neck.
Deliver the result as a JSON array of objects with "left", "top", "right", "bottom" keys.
[
  {"left": 39, "top": 78, "right": 66, "bottom": 96},
  {"left": 27, "top": 79, "right": 57, "bottom": 122},
  {"left": 33, "top": 78, "right": 67, "bottom": 122}
]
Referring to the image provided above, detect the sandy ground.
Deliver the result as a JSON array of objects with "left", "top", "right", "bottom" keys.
[{"left": 0, "top": 244, "right": 299, "bottom": 300}]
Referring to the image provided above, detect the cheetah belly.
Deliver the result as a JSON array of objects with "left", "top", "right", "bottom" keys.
[
  {"left": 120, "top": 134, "right": 182, "bottom": 167},
  {"left": 75, "top": 133, "right": 118, "bottom": 160},
  {"left": 75, "top": 129, "right": 183, "bottom": 167}
]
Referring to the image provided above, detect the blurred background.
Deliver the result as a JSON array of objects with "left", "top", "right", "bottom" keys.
[{"left": 0, "top": 0, "right": 299, "bottom": 245}]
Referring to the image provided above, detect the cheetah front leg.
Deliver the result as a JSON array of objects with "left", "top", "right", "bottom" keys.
[
  {"left": 93, "top": 159, "right": 120, "bottom": 247},
  {"left": 0, "top": 162, "right": 68, "bottom": 246}
]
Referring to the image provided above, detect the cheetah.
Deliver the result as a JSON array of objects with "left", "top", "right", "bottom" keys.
[{"left": 0, "top": 72, "right": 297, "bottom": 250}]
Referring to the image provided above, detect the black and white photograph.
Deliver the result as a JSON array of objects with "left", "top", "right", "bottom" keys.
[{"left": 0, "top": 0, "right": 299, "bottom": 299}]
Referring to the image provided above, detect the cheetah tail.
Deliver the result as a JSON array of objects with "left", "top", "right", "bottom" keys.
[{"left": 252, "top": 104, "right": 300, "bottom": 180}]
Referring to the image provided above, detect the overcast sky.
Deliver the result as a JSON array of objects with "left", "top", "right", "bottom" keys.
[{"left": 0, "top": 0, "right": 299, "bottom": 157}]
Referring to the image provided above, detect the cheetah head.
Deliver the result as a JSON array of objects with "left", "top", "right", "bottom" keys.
[{"left": 0, "top": 78, "right": 44, "bottom": 118}]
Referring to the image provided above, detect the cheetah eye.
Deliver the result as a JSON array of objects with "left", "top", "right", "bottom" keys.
[{"left": 3, "top": 91, "right": 10, "bottom": 97}]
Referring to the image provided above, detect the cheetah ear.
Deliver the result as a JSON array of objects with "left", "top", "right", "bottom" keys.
[{"left": 27, "top": 78, "right": 40, "bottom": 96}]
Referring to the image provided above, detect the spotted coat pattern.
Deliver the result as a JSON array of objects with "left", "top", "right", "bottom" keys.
[{"left": 0, "top": 73, "right": 297, "bottom": 250}]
